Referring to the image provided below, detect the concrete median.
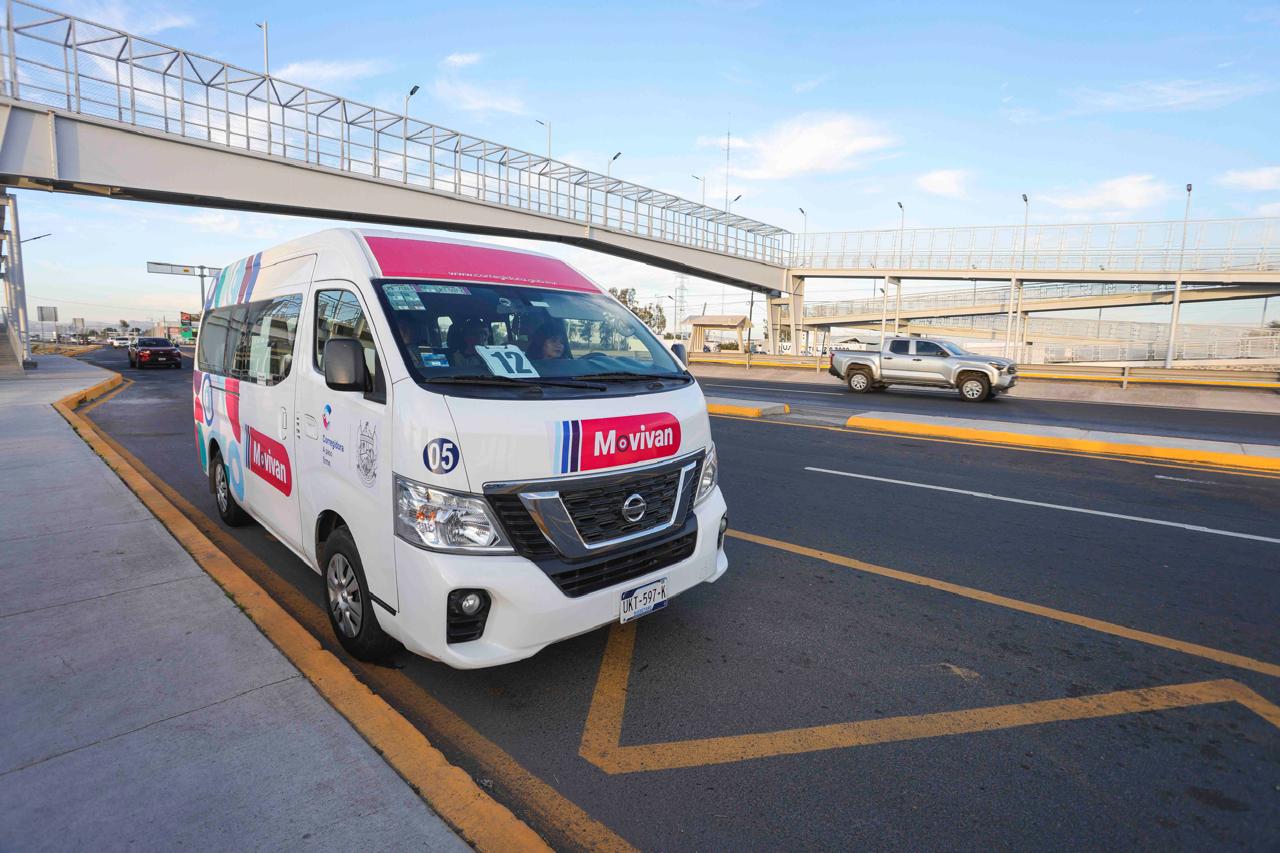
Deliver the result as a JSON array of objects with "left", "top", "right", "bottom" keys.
[{"left": 706, "top": 397, "right": 791, "bottom": 418}]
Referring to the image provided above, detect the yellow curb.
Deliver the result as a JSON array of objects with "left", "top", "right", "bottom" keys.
[
  {"left": 1021, "top": 371, "right": 1280, "bottom": 389},
  {"left": 707, "top": 402, "right": 790, "bottom": 417},
  {"left": 52, "top": 378, "right": 553, "bottom": 853},
  {"left": 843, "top": 415, "right": 1280, "bottom": 473}
]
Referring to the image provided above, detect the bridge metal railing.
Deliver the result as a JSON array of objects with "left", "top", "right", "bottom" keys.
[
  {"left": 905, "top": 314, "right": 1263, "bottom": 344},
  {"left": 792, "top": 219, "right": 1280, "bottom": 274},
  {"left": 0, "top": 0, "right": 789, "bottom": 265},
  {"left": 963, "top": 335, "right": 1280, "bottom": 364},
  {"left": 802, "top": 280, "right": 1218, "bottom": 319}
]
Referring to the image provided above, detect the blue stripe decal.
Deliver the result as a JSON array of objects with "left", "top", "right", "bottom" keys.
[
  {"left": 570, "top": 420, "right": 581, "bottom": 472},
  {"left": 558, "top": 421, "right": 569, "bottom": 474}
]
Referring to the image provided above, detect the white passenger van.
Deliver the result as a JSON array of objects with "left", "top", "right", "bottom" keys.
[{"left": 194, "top": 229, "right": 727, "bottom": 668}]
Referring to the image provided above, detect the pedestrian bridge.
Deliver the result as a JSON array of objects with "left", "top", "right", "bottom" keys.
[{"left": 1, "top": 1, "right": 1279, "bottom": 358}]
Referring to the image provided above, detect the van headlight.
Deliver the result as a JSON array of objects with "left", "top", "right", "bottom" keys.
[
  {"left": 695, "top": 445, "right": 719, "bottom": 506},
  {"left": 394, "top": 475, "right": 512, "bottom": 553}
]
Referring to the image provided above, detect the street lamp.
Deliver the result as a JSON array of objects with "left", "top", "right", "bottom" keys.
[
  {"left": 535, "top": 119, "right": 551, "bottom": 160},
  {"left": 255, "top": 21, "right": 269, "bottom": 74},
  {"left": 1164, "top": 183, "right": 1193, "bottom": 368},
  {"left": 896, "top": 201, "right": 904, "bottom": 267},
  {"left": 1020, "top": 193, "right": 1029, "bottom": 269},
  {"left": 402, "top": 84, "right": 420, "bottom": 182},
  {"left": 729, "top": 193, "right": 742, "bottom": 210},
  {"left": 20, "top": 232, "right": 50, "bottom": 244},
  {"left": 692, "top": 175, "right": 705, "bottom": 208},
  {"left": 606, "top": 151, "right": 621, "bottom": 178}
]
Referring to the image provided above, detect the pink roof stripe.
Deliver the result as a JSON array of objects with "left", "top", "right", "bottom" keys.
[{"left": 364, "top": 236, "right": 598, "bottom": 292}]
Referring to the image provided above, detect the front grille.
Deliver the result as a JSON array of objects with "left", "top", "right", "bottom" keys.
[
  {"left": 488, "top": 494, "right": 556, "bottom": 559},
  {"left": 547, "top": 527, "right": 698, "bottom": 597},
  {"left": 560, "top": 467, "right": 688, "bottom": 544}
]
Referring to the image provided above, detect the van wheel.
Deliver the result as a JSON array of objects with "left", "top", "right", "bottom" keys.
[
  {"left": 959, "top": 374, "right": 991, "bottom": 402},
  {"left": 210, "top": 450, "right": 251, "bottom": 526},
  {"left": 846, "top": 370, "right": 873, "bottom": 393},
  {"left": 322, "top": 527, "right": 399, "bottom": 661}
]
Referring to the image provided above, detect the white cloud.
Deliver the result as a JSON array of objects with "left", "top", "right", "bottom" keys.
[
  {"left": 432, "top": 79, "right": 526, "bottom": 115},
  {"left": 701, "top": 113, "right": 895, "bottom": 181},
  {"left": 792, "top": 75, "right": 830, "bottom": 94},
  {"left": 1066, "top": 79, "right": 1272, "bottom": 114},
  {"left": 1043, "top": 174, "right": 1173, "bottom": 211},
  {"left": 1220, "top": 166, "right": 1280, "bottom": 191},
  {"left": 916, "top": 169, "right": 970, "bottom": 199},
  {"left": 1258, "top": 202, "right": 1280, "bottom": 217},
  {"left": 442, "top": 52, "right": 482, "bottom": 69},
  {"left": 274, "top": 59, "right": 389, "bottom": 87},
  {"left": 68, "top": 0, "right": 193, "bottom": 34}
]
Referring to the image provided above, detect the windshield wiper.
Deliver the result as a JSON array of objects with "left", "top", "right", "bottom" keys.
[
  {"left": 573, "top": 372, "right": 687, "bottom": 382},
  {"left": 426, "top": 374, "right": 607, "bottom": 391}
]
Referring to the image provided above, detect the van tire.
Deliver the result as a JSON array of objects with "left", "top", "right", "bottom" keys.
[
  {"left": 846, "top": 369, "right": 873, "bottom": 393},
  {"left": 958, "top": 373, "right": 991, "bottom": 402},
  {"left": 322, "top": 527, "right": 399, "bottom": 661},
  {"left": 210, "top": 449, "right": 251, "bottom": 527}
]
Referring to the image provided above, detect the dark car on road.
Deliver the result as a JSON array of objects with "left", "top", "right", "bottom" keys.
[{"left": 128, "top": 337, "right": 183, "bottom": 369}]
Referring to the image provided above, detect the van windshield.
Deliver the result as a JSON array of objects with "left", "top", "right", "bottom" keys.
[{"left": 375, "top": 280, "right": 688, "bottom": 396}]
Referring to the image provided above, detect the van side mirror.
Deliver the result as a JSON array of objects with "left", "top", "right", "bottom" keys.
[
  {"left": 671, "top": 343, "right": 688, "bottom": 366},
  {"left": 324, "top": 338, "right": 367, "bottom": 392}
]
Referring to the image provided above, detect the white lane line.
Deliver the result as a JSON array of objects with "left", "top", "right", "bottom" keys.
[
  {"left": 704, "top": 383, "right": 843, "bottom": 396},
  {"left": 1154, "top": 474, "right": 1219, "bottom": 485},
  {"left": 805, "top": 466, "right": 1280, "bottom": 546}
]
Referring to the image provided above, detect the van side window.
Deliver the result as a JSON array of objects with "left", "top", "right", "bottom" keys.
[
  {"left": 888, "top": 340, "right": 910, "bottom": 355},
  {"left": 915, "top": 341, "right": 945, "bottom": 357},
  {"left": 315, "top": 290, "right": 384, "bottom": 401},
  {"left": 196, "top": 295, "right": 302, "bottom": 384}
]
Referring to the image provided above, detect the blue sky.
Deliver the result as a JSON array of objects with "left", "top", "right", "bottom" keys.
[{"left": 17, "top": 0, "right": 1280, "bottom": 330}]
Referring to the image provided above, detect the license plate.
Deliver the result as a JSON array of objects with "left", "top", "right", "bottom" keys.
[{"left": 620, "top": 578, "right": 667, "bottom": 623}]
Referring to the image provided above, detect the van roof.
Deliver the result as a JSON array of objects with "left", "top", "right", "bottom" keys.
[{"left": 209, "top": 228, "right": 599, "bottom": 311}]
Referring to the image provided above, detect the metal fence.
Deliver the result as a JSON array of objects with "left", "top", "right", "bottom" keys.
[
  {"left": 803, "top": 281, "right": 1216, "bottom": 319},
  {"left": 964, "top": 335, "right": 1280, "bottom": 364},
  {"left": 0, "top": 0, "right": 789, "bottom": 264},
  {"left": 793, "top": 219, "right": 1280, "bottom": 273},
  {"left": 906, "top": 314, "right": 1263, "bottom": 344}
]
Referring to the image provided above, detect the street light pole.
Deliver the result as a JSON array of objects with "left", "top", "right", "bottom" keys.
[
  {"left": 1163, "top": 183, "right": 1193, "bottom": 369},
  {"left": 605, "top": 151, "right": 621, "bottom": 178},
  {"left": 798, "top": 207, "right": 807, "bottom": 267},
  {"left": 256, "top": 20, "right": 269, "bottom": 74},
  {"left": 535, "top": 119, "right": 551, "bottom": 160},
  {"left": 402, "top": 84, "right": 419, "bottom": 183},
  {"left": 896, "top": 201, "right": 904, "bottom": 268},
  {"left": 1020, "top": 193, "right": 1029, "bottom": 269}
]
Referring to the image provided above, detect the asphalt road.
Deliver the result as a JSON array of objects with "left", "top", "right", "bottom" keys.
[
  {"left": 80, "top": 346, "right": 1280, "bottom": 850},
  {"left": 698, "top": 374, "right": 1280, "bottom": 445}
]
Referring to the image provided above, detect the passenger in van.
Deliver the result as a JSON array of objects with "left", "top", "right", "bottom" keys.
[
  {"left": 447, "top": 317, "right": 489, "bottom": 369},
  {"left": 525, "top": 324, "right": 570, "bottom": 360}
]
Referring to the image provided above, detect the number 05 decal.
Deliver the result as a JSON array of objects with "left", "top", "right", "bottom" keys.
[{"left": 424, "top": 438, "right": 460, "bottom": 474}]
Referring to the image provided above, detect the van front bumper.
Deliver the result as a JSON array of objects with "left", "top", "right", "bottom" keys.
[{"left": 386, "top": 488, "right": 729, "bottom": 668}]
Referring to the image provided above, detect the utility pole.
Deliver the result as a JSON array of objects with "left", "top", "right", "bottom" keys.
[{"left": 1163, "top": 183, "right": 1193, "bottom": 369}]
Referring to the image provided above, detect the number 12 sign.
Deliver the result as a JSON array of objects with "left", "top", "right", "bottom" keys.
[{"left": 475, "top": 345, "right": 540, "bottom": 378}]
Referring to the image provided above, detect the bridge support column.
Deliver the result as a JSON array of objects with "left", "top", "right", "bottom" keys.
[
  {"left": 788, "top": 275, "right": 804, "bottom": 355},
  {"left": 879, "top": 276, "right": 900, "bottom": 350},
  {"left": 1163, "top": 275, "right": 1183, "bottom": 368},
  {"left": 766, "top": 298, "right": 783, "bottom": 355},
  {"left": 1003, "top": 278, "right": 1021, "bottom": 358}
]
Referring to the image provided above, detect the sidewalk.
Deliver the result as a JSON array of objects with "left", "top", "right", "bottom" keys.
[{"left": 0, "top": 356, "right": 468, "bottom": 850}]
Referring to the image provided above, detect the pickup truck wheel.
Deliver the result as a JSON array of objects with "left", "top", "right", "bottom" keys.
[
  {"left": 846, "top": 370, "right": 873, "bottom": 393},
  {"left": 959, "top": 374, "right": 991, "bottom": 402}
]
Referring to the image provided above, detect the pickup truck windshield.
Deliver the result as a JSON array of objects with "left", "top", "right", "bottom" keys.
[{"left": 375, "top": 280, "right": 687, "bottom": 396}]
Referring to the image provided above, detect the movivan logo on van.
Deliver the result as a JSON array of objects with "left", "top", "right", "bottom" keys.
[
  {"left": 247, "top": 427, "right": 292, "bottom": 496},
  {"left": 556, "top": 413, "right": 681, "bottom": 473}
]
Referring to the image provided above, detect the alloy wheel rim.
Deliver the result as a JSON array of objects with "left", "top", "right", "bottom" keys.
[
  {"left": 963, "top": 381, "right": 982, "bottom": 398},
  {"left": 327, "top": 554, "right": 363, "bottom": 638},
  {"left": 215, "top": 465, "right": 229, "bottom": 512},
  {"left": 851, "top": 374, "right": 867, "bottom": 390}
]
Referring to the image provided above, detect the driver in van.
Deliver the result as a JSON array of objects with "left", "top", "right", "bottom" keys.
[
  {"left": 447, "top": 317, "right": 489, "bottom": 369},
  {"left": 525, "top": 324, "right": 570, "bottom": 360}
]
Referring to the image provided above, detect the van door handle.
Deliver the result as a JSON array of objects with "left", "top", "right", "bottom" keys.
[
  {"left": 303, "top": 414, "right": 319, "bottom": 439},
  {"left": 279, "top": 406, "right": 289, "bottom": 439}
]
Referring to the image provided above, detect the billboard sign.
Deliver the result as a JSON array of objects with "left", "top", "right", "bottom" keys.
[{"left": 37, "top": 306, "right": 57, "bottom": 322}]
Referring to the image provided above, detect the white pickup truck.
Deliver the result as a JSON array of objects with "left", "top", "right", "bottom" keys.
[{"left": 828, "top": 337, "right": 1018, "bottom": 401}]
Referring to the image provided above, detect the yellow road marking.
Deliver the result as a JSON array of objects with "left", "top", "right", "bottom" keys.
[
  {"left": 54, "top": 378, "right": 584, "bottom": 853},
  {"left": 728, "top": 529, "right": 1280, "bottom": 678},
  {"left": 580, "top": 622, "right": 1279, "bottom": 773},
  {"left": 844, "top": 415, "right": 1280, "bottom": 473},
  {"left": 709, "top": 411, "right": 1280, "bottom": 480},
  {"left": 79, "top": 376, "right": 132, "bottom": 415},
  {"left": 706, "top": 401, "right": 790, "bottom": 417}
]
